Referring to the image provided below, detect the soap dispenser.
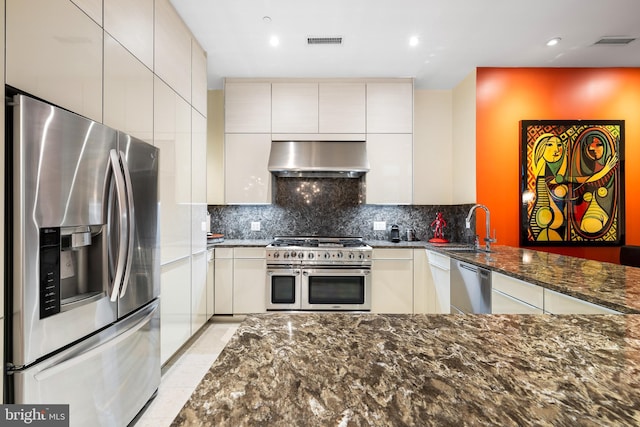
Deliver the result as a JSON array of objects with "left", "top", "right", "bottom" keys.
[{"left": 390, "top": 225, "right": 400, "bottom": 243}]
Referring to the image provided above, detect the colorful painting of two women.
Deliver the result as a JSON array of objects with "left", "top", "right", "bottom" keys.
[{"left": 522, "top": 121, "right": 623, "bottom": 245}]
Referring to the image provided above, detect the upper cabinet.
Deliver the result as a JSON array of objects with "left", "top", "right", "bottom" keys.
[
  {"left": 192, "top": 41, "right": 208, "bottom": 116},
  {"left": 6, "top": 0, "right": 103, "bottom": 122},
  {"left": 319, "top": 83, "right": 366, "bottom": 134},
  {"left": 366, "top": 82, "right": 413, "bottom": 133},
  {"left": 154, "top": 0, "right": 192, "bottom": 102},
  {"left": 225, "top": 82, "right": 272, "bottom": 133},
  {"left": 103, "top": 34, "right": 154, "bottom": 142},
  {"left": 272, "top": 83, "right": 319, "bottom": 133},
  {"left": 271, "top": 82, "right": 367, "bottom": 135},
  {"left": 71, "top": 0, "right": 102, "bottom": 25},
  {"left": 104, "top": 0, "right": 154, "bottom": 70},
  {"left": 366, "top": 134, "right": 413, "bottom": 204},
  {"left": 225, "top": 134, "right": 272, "bottom": 204}
]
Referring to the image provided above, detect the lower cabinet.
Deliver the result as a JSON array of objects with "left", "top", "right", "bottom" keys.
[
  {"left": 232, "top": 248, "right": 267, "bottom": 314},
  {"left": 491, "top": 272, "right": 544, "bottom": 314},
  {"left": 544, "top": 289, "right": 621, "bottom": 314},
  {"left": 206, "top": 249, "right": 215, "bottom": 318},
  {"left": 160, "top": 257, "right": 191, "bottom": 365},
  {"left": 214, "top": 248, "right": 234, "bottom": 314},
  {"left": 491, "top": 272, "right": 621, "bottom": 314},
  {"left": 191, "top": 251, "right": 208, "bottom": 333},
  {"left": 213, "top": 247, "right": 267, "bottom": 315},
  {"left": 413, "top": 249, "right": 431, "bottom": 314},
  {"left": 426, "top": 250, "right": 450, "bottom": 314},
  {"left": 371, "top": 249, "right": 413, "bottom": 313}
]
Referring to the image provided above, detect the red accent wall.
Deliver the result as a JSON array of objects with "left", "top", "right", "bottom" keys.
[{"left": 476, "top": 67, "right": 640, "bottom": 264}]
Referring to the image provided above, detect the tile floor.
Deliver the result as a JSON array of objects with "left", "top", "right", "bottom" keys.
[{"left": 133, "top": 319, "right": 242, "bottom": 427}]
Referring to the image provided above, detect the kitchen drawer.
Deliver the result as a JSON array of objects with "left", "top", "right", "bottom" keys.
[
  {"left": 492, "top": 289, "right": 544, "bottom": 314},
  {"left": 215, "top": 248, "right": 234, "bottom": 259},
  {"left": 372, "top": 248, "right": 413, "bottom": 260},
  {"left": 544, "top": 289, "right": 621, "bottom": 314},
  {"left": 426, "top": 250, "right": 450, "bottom": 271},
  {"left": 234, "top": 247, "right": 266, "bottom": 259},
  {"left": 492, "top": 272, "right": 543, "bottom": 310}
]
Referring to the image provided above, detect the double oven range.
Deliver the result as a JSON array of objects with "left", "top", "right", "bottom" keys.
[{"left": 266, "top": 236, "right": 372, "bottom": 311}]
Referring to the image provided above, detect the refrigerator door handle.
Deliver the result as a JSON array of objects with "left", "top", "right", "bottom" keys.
[
  {"left": 118, "top": 150, "right": 136, "bottom": 299},
  {"left": 108, "top": 149, "right": 130, "bottom": 302},
  {"left": 33, "top": 301, "right": 159, "bottom": 382}
]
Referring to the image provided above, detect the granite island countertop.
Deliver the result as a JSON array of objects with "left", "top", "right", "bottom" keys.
[{"left": 171, "top": 312, "right": 640, "bottom": 426}]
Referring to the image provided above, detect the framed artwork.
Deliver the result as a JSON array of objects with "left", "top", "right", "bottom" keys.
[{"left": 520, "top": 120, "right": 624, "bottom": 246}]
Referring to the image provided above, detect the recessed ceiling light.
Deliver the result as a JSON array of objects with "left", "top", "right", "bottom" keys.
[
  {"left": 409, "top": 36, "right": 419, "bottom": 47},
  {"left": 269, "top": 35, "right": 279, "bottom": 47},
  {"left": 263, "top": 16, "right": 272, "bottom": 23},
  {"left": 546, "top": 37, "right": 561, "bottom": 47}
]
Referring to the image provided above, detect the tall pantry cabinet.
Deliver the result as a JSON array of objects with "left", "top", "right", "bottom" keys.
[{"left": 3, "top": 0, "right": 209, "bottom": 366}]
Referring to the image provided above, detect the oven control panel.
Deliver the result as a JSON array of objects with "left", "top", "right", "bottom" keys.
[{"left": 266, "top": 248, "right": 372, "bottom": 266}]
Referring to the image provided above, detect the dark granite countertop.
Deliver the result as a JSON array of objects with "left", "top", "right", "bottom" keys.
[
  {"left": 432, "top": 245, "right": 640, "bottom": 314},
  {"left": 206, "top": 240, "right": 640, "bottom": 313},
  {"left": 207, "top": 239, "right": 272, "bottom": 249},
  {"left": 171, "top": 312, "right": 640, "bottom": 426}
]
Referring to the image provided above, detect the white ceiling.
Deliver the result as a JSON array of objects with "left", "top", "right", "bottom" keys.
[{"left": 169, "top": 0, "right": 640, "bottom": 90}]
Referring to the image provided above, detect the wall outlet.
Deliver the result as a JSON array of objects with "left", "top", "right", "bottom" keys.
[
  {"left": 373, "top": 221, "right": 386, "bottom": 231},
  {"left": 251, "top": 221, "right": 261, "bottom": 231}
]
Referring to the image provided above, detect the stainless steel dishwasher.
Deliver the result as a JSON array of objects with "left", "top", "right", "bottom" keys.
[{"left": 450, "top": 260, "right": 491, "bottom": 314}]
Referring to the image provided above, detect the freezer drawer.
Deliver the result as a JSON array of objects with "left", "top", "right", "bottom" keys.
[{"left": 13, "top": 300, "right": 160, "bottom": 427}]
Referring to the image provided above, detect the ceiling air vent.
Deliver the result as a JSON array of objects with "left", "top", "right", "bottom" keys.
[
  {"left": 593, "top": 37, "right": 636, "bottom": 45},
  {"left": 307, "top": 36, "right": 343, "bottom": 45}
]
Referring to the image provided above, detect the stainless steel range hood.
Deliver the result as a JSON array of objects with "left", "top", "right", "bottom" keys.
[{"left": 268, "top": 140, "right": 369, "bottom": 178}]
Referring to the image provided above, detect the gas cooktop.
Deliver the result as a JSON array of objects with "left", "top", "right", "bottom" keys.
[
  {"left": 268, "top": 236, "right": 369, "bottom": 248},
  {"left": 266, "top": 236, "right": 372, "bottom": 266}
]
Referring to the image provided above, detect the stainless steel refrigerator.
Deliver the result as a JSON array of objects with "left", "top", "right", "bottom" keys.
[{"left": 4, "top": 93, "right": 160, "bottom": 426}]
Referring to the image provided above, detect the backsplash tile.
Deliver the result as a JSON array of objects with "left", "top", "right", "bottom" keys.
[{"left": 209, "top": 177, "right": 477, "bottom": 243}]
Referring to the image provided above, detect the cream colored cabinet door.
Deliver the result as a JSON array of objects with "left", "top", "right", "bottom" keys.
[
  {"left": 214, "top": 248, "right": 234, "bottom": 314},
  {"left": 192, "top": 41, "right": 208, "bottom": 116},
  {"left": 161, "top": 258, "right": 191, "bottom": 364},
  {"left": 225, "top": 134, "right": 272, "bottom": 204},
  {"left": 492, "top": 290, "right": 544, "bottom": 314},
  {"left": 426, "top": 250, "right": 450, "bottom": 313},
  {"left": 104, "top": 0, "right": 154, "bottom": 69},
  {"left": 366, "top": 82, "right": 413, "bottom": 133},
  {"left": 224, "top": 82, "right": 272, "bottom": 133},
  {"left": 232, "top": 248, "right": 267, "bottom": 314},
  {"left": 371, "top": 249, "right": 413, "bottom": 314},
  {"left": 192, "top": 110, "right": 208, "bottom": 254},
  {"left": 6, "top": 0, "right": 103, "bottom": 122},
  {"left": 491, "top": 272, "right": 544, "bottom": 314},
  {"left": 191, "top": 252, "right": 208, "bottom": 334},
  {"left": 104, "top": 33, "right": 154, "bottom": 142},
  {"left": 272, "top": 83, "right": 319, "bottom": 133},
  {"left": 71, "top": 0, "right": 102, "bottom": 24},
  {"left": 155, "top": 78, "right": 193, "bottom": 264},
  {"left": 318, "top": 83, "right": 366, "bottom": 133},
  {"left": 207, "top": 250, "right": 215, "bottom": 318},
  {"left": 544, "top": 289, "right": 621, "bottom": 314},
  {"left": 154, "top": 0, "right": 192, "bottom": 101},
  {"left": 413, "top": 249, "right": 435, "bottom": 313},
  {"left": 366, "top": 134, "right": 413, "bottom": 204}
]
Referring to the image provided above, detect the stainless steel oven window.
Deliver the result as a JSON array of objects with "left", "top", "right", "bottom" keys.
[
  {"left": 307, "top": 276, "right": 365, "bottom": 304},
  {"left": 266, "top": 268, "right": 302, "bottom": 310},
  {"left": 271, "top": 275, "right": 297, "bottom": 304}
]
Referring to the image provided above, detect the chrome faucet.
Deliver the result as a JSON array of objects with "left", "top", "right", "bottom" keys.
[{"left": 465, "top": 204, "right": 496, "bottom": 252}]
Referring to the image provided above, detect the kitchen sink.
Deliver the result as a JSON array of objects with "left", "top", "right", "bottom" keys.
[
  {"left": 431, "top": 243, "right": 495, "bottom": 254},
  {"left": 444, "top": 246, "right": 480, "bottom": 253}
]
